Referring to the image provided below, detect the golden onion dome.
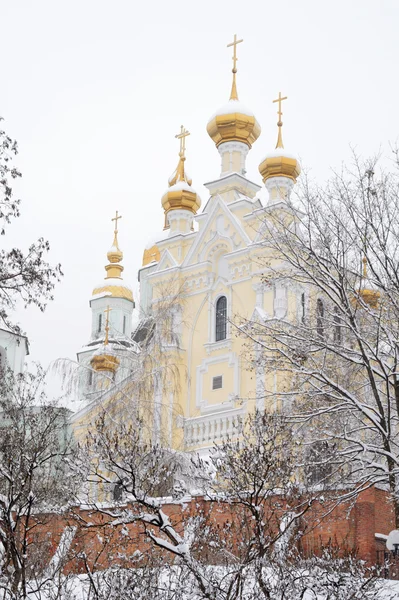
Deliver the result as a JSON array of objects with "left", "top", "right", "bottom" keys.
[
  {"left": 161, "top": 126, "right": 201, "bottom": 229},
  {"left": 90, "top": 349, "right": 120, "bottom": 374},
  {"left": 142, "top": 244, "right": 161, "bottom": 266},
  {"left": 259, "top": 148, "right": 301, "bottom": 184},
  {"left": 259, "top": 92, "right": 300, "bottom": 184},
  {"left": 92, "top": 212, "right": 134, "bottom": 303},
  {"left": 90, "top": 307, "right": 120, "bottom": 375},
  {"left": 207, "top": 34, "right": 261, "bottom": 149},
  {"left": 207, "top": 100, "right": 261, "bottom": 149}
]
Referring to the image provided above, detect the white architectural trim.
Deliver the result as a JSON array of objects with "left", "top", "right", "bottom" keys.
[
  {"left": 184, "top": 195, "right": 251, "bottom": 267},
  {"left": 195, "top": 352, "right": 240, "bottom": 413}
]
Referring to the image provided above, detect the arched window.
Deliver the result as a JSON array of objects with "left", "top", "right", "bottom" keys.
[
  {"left": 301, "top": 292, "right": 306, "bottom": 323},
  {"left": 333, "top": 307, "right": 342, "bottom": 344},
  {"left": 113, "top": 481, "right": 124, "bottom": 502},
  {"left": 123, "top": 315, "right": 127, "bottom": 335},
  {"left": 316, "top": 299, "right": 324, "bottom": 338},
  {"left": 97, "top": 313, "right": 102, "bottom": 334},
  {"left": 215, "top": 296, "right": 227, "bottom": 342}
]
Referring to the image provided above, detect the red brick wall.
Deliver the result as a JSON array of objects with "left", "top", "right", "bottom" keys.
[{"left": 23, "top": 487, "right": 396, "bottom": 574}]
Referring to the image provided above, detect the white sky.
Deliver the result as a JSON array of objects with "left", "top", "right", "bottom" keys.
[{"left": 2, "top": 0, "right": 399, "bottom": 398}]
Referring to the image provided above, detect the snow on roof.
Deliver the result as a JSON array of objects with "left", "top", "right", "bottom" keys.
[
  {"left": 261, "top": 147, "right": 298, "bottom": 162},
  {"left": 209, "top": 99, "right": 254, "bottom": 120},
  {"left": 93, "top": 278, "right": 133, "bottom": 292},
  {"left": 145, "top": 227, "right": 170, "bottom": 250},
  {"left": 166, "top": 181, "right": 196, "bottom": 194},
  {"left": 91, "top": 291, "right": 113, "bottom": 301}
]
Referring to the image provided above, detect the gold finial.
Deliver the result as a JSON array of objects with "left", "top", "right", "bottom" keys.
[
  {"left": 104, "top": 305, "right": 112, "bottom": 346},
  {"left": 111, "top": 210, "right": 122, "bottom": 249},
  {"left": 175, "top": 125, "right": 190, "bottom": 159},
  {"left": 168, "top": 125, "right": 191, "bottom": 187},
  {"left": 227, "top": 34, "right": 243, "bottom": 101},
  {"left": 272, "top": 92, "right": 288, "bottom": 149}
]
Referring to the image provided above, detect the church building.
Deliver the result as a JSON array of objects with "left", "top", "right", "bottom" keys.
[{"left": 71, "top": 35, "right": 302, "bottom": 454}]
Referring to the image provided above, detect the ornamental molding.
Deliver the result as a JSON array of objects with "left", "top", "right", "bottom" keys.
[
  {"left": 218, "top": 141, "right": 249, "bottom": 155},
  {"left": 196, "top": 352, "right": 240, "bottom": 414},
  {"left": 203, "top": 339, "right": 232, "bottom": 355},
  {"left": 183, "top": 194, "right": 251, "bottom": 267}
]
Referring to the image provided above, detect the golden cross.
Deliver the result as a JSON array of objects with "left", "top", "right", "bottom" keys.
[
  {"left": 273, "top": 92, "right": 288, "bottom": 124},
  {"left": 175, "top": 125, "right": 190, "bottom": 158},
  {"left": 104, "top": 305, "right": 112, "bottom": 345},
  {"left": 227, "top": 34, "right": 243, "bottom": 73},
  {"left": 111, "top": 210, "right": 122, "bottom": 234}
]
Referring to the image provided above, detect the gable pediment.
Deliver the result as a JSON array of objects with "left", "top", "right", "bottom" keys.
[
  {"left": 153, "top": 249, "right": 178, "bottom": 273},
  {"left": 184, "top": 195, "right": 251, "bottom": 267}
]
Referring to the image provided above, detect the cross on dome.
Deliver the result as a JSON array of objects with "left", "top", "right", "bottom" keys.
[
  {"left": 273, "top": 91, "right": 288, "bottom": 149},
  {"left": 175, "top": 125, "right": 190, "bottom": 158},
  {"left": 111, "top": 210, "right": 122, "bottom": 235},
  {"left": 227, "top": 34, "right": 243, "bottom": 74},
  {"left": 227, "top": 34, "right": 243, "bottom": 101}
]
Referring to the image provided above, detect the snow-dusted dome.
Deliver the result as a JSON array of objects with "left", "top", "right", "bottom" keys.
[
  {"left": 259, "top": 147, "right": 301, "bottom": 184},
  {"left": 207, "top": 99, "right": 261, "bottom": 149}
]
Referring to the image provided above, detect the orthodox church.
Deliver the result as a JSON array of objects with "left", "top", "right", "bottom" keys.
[{"left": 71, "top": 35, "right": 301, "bottom": 453}]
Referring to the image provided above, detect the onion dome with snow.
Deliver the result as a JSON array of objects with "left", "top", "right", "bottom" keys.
[
  {"left": 90, "top": 310, "right": 120, "bottom": 375},
  {"left": 90, "top": 342, "right": 120, "bottom": 374},
  {"left": 259, "top": 92, "right": 300, "bottom": 184},
  {"left": 206, "top": 35, "right": 261, "bottom": 149},
  {"left": 161, "top": 126, "right": 201, "bottom": 229},
  {"left": 92, "top": 211, "right": 134, "bottom": 303}
]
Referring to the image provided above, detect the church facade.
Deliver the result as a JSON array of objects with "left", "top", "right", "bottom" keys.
[{"left": 71, "top": 36, "right": 302, "bottom": 454}]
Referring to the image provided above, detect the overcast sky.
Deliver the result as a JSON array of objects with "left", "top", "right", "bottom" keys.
[{"left": 2, "top": 0, "right": 399, "bottom": 399}]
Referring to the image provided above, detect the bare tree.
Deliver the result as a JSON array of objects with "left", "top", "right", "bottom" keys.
[
  {"left": 73, "top": 411, "right": 381, "bottom": 599},
  {"left": 0, "top": 366, "right": 79, "bottom": 599},
  {"left": 0, "top": 117, "right": 62, "bottom": 333},
  {"left": 244, "top": 154, "right": 399, "bottom": 525}
]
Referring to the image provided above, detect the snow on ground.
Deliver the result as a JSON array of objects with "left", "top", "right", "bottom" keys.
[{"left": 22, "top": 570, "right": 399, "bottom": 600}]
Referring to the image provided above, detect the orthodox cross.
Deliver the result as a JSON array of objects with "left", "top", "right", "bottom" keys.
[
  {"left": 227, "top": 34, "right": 243, "bottom": 73},
  {"left": 175, "top": 125, "right": 190, "bottom": 158},
  {"left": 111, "top": 210, "right": 122, "bottom": 234},
  {"left": 273, "top": 92, "right": 288, "bottom": 125},
  {"left": 104, "top": 305, "right": 112, "bottom": 345}
]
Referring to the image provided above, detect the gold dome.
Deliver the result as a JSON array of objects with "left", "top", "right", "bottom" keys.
[
  {"left": 92, "top": 284, "right": 133, "bottom": 302},
  {"left": 207, "top": 34, "right": 260, "bottom": 149},
  {"left": 142, "top": 244, "right": 161, "bottom": 266},
  {"left": 90, "top": 306, "right": 120, "bottom": 375},
  {"left": 90, "top": 352, "right": 120, "bottom": 374},
  {"left": 92, "top": 211, "right": 134, "bottom": 304},
  {"left": 207, "top": 102, "right": 261, "bottom": 149},
  {"left": 161, "top": 126, "right": 201, "bottom": 229},
  {"left": 259, "top": 92, "right": 300, "bottom": 183},
  {"left": 259, "top": 152, "right": 301, "bottom": 183}
]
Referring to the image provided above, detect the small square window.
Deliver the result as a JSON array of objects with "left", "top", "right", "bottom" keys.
[{"left": 212, "top": 375, "right": 223, "bottom": 390}]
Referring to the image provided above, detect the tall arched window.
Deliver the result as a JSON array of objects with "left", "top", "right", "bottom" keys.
[
  {"left": 316, "top": 298, "right": 324, "bottom": 338},
  {"left": 215, "top": 296, "right": 227, "bottom": 342},
  {"left": 301, "top": 292, "right": 306, "bottom": 323},
  {"left": 97, "top": 313, "right": 102, "bottom": 334},
  {"left": 333, "top": 307, "right": 342, "bottom": 344}
]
